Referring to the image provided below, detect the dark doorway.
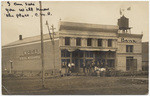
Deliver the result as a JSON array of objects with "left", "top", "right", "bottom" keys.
[
  {"left": 126, "top": 57, "right": 137, "bottom": 71},
  {"left": 107, "top": 59, "right": 115, "bottom": 68}
]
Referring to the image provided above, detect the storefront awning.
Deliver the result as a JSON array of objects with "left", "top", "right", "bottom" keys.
[
  {"left": 79, "top": 48, "right": 116, "bottom": 52},
  {"left": 62, "top": 47, "right": 117, "bottom": 52}
]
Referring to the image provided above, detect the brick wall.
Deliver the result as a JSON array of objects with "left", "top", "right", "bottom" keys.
[
  {"left": 117, "top": 36, "right": 142, "bottom": 71},
  {"left": 2, "top": 39, "right": 61, "bottom": 75}
]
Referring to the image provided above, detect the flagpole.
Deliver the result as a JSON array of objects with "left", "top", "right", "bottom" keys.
[{"left": 39, "top": 1, "right": 45, "bottom": 88}]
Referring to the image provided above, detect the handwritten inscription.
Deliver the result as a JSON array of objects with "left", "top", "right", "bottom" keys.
[
  {"left": 4, "top": 1, "right": 52, "bottom": 18},
  {"left": 121, "top": 38, "right": 136, "bottom": 43}
]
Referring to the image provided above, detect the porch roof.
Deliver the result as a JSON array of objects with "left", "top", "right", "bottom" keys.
[{"left": 62, "top": 47, "right": 117, "bottom": 52}]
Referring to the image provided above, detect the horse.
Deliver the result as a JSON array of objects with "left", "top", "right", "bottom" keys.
[
  {"left": 94, "top": 66, "right": 106, "bottom": 76},
  {"left": 94, "top": 66, "right": 106, "bottom": 72}
]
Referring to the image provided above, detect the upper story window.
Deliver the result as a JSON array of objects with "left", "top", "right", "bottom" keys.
[
  {"left": 76, "top": 38, "right": 81, "bottom": 46},
  {"left": 65, "top": 37, "right": 70, "bottom": 45},
  {"left": 87, "top": 38, "right": 92, "bottom": 46},
  {"left": 98, "top": 39, "right": 102, "bottom": 46},
  {"left": 108, "top": 39, "right": 112, "bottom": 47},
  {"left": 126, "top": 45, "right": 133, "bottom": 52}
]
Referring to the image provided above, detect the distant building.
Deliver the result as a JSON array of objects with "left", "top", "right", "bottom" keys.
[
  {"left": 2, "top": 16, "right": 143, "bottom": 76},
  {"left": 142, "top": 42, "right": 149, "bottom": 71}
]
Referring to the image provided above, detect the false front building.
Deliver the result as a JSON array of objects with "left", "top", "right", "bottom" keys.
[
  {"left": 2, "top": 16, "right": 143, "bottom": 75},
  {"left": 59, "top": 17, "right": 143, "bottom": 72}
]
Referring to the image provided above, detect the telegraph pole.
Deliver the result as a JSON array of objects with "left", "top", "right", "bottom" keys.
[
  {"left": 46, "top": 21, "right": 53, "bottom": 44},
  {"left": 46, "top": 21, "right": 56, "bottom": 75},
  {"left": 39, "top": 1, "right": 45, "bottom": 88},
  {"left": 51, "top": 24, "right": 56, "bottom": 74}
]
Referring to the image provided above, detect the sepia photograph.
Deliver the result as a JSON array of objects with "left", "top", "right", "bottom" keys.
[{"left": 1, "top": 1, "right": 149, "bottom": 95}]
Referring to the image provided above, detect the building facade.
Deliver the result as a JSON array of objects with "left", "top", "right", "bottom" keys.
[
  {"left": 142, "top": 42, "right": 149, "bottom": 71},
  {"left": 2, "top": 34, "right": 61, "bottom": 76},
  {"left": 2, "top": 16, "right": 143, "bottom": 76}
]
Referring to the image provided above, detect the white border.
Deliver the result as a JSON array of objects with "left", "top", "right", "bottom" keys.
[{"left": 0, "top": 0, "right": 149, "bottom": 96}]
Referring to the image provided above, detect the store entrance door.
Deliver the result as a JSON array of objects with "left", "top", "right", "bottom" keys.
[
  {"left": 72, "top": 59, "right": 80, "bottom": 72},
  {"left": 126, "top": 57, "right": 137, "bottom": 71},
  {"left": 72, "top": 59, "right": 84, "bottom": 73}
]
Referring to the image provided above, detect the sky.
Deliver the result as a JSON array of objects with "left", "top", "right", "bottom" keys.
[{"left": 1, "top": 1, "right": 149, "bottom": 46}]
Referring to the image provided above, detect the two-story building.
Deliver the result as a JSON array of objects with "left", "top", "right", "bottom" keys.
[
  {"left": 2, "top": 16, "right": 143, "bottom": 76},
  {"left": 59, "top": 21, "right": 118, "bottom": 73}
]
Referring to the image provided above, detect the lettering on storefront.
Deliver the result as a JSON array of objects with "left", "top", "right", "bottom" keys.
[
  {"left": 19, "top": 49, "right": 41, "bottom": 60},
  {"left": 121, "top": 38, "right": 136, "bottom": 43}
]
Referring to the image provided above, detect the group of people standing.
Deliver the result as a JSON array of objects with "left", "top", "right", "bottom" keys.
[
  {"left": 62, "top": 61, "right": 107, "bottom": 76},
  {"left": 62, "top": 62, "right": 75, "bottom": 75},
  {"left": 83, "top": 61, "right": 106, "bottom": 76}
]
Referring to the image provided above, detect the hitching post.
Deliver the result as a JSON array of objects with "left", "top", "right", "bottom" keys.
[
  {"left": 9, "top": 60, "right": 13, "bottom": 74},
  {"left": 39, "top": 1, "right": 45, "bottom": 88}
]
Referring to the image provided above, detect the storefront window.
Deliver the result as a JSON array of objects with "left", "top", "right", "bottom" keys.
[
  {"left": 61, "top": 51, "right": 65, "bottom": 57},
  {"left": 66, "top": 52, "right": 70, "bottom": 57},
  {"left": 80, "top": 59, "right": 83, "bottom": 68},
  {"left": 95, "top": 59, "right": 105, "bottom": 67},
  {"left": 90, "top": 52, "right": 93, "bottom": 57},
  {"left": 79, "top": 51, "right": 83, "bottom": 57},
  {"left": 72, "top": 52, "right": 78, "bottom": 57},
  {"left": 61, "top": 50, "right": 70, "bottom": 57},
  {"left": 61, "top": 59, "right": 70, "bottom": 68},
  {"left": 107, "top": 59, "right": 115, "bottom": 67},
  {"left": 85, "top": 59, "right": 93, "bottom": 66},
  {"left": 85, "top": 52, "right": 93, "bottom": 57}
]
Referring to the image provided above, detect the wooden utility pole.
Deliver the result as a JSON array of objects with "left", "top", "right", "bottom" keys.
[
  {"left": 51, "top": 24, "right": 56, "bottom": 74},
  {"left": 46, "top": 21, "right": 53, "bottom": 44},
  {"left": 46, "top": 21, "right": 56, "bottom": 74},
  {"left": 39, "top": 1, "right": 45, "bottom": 88}
]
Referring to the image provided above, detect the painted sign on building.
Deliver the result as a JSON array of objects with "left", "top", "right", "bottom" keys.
[
  {"left": 19, "top": 49, "right": 41, "bottom": 60},
  {"left": 121, "top": 37, "right": 136, "bottom": 43}
]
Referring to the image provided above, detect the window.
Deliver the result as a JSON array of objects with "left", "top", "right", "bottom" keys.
[
  {"left": 72, "top": 52, "right": 78, "bottom": 58},
  {"left": 76, "top": 38, "right": 81, "bottom": 46},
  {"left": 79, "top": 51, "right": 83, "bottom": 57},
  {"left": 87, "top": 38, "right": 92, "bottom": 46},
  {"left": 65, "top": 37, "right": 70, "bottom": 45},
  {"left": 107, "top": 59, "right": 115, "bottom": 67},
  {"left": 80, "top": 59, "right": 84, "bottom": 68},
  {"left": 61, "top": 50, "right": 70, "bottom": 57},
  {"left": 108, "top": 39, "right": 112, "bottom": 47},
  {"left": 85, "top": 52, "right": 93, "bottom": 57},
  {"left": 85, "top": 59, "right": 93, "bottom": 67},
  {"left": 61, "top": 59, "right": 70, "bottom": 68},
  {"left": 98, "top": 39, "right": 102, "bottom": 46},
  {"left": 126, "top": 45, "right": 133, "bottom": 52}
]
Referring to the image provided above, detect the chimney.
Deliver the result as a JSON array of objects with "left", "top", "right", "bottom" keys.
[{"left": 19, "top": 35, "right": 22, "bottom": 40}]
